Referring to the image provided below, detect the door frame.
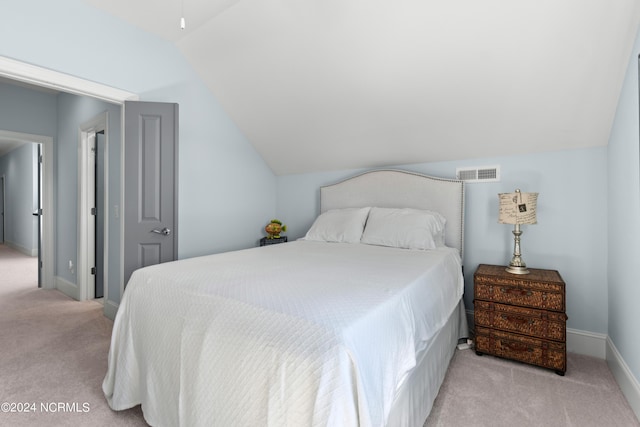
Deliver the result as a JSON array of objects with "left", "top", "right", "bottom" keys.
[
  {"left": 0, "top": 55, "right": 138, "bottom": 313},
  {"left": 0, "top": 130, "right": 54, "bottom": 288},
  {"left": 78, "top": 113, "right": 108, "bottom": 302}
]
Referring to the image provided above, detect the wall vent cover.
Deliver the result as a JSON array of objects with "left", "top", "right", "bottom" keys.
[{"left": 456, "top": 165, "right": 500, "bottom": 183}]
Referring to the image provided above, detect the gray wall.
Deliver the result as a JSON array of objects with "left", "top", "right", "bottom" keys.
[
  {"left": 0, "top": 81, "right": 58, "bottom": 136},
  {"left": 608, "top": 26, "right": 640, "bottom": 389},
  {"left": 0, "top": 143, "right": 39, "bottom": 255}
]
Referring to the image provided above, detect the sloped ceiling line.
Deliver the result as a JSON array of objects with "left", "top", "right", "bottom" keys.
[{"left": 82, "top": 0, "right": 640, "bottom": 175}]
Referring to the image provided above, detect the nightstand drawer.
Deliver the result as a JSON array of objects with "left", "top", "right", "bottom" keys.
[
  {"left": 474, "top": 281, "right": 564, "bottom": 311},
  {"left": 475, "top": 327, "right": 566, "bottom": 372},
  {"left": 474, "top": 301, "right": 566, "bottom": 341},
  {"left": 474, "top": 264, "right": 565, "bottom": 312}
]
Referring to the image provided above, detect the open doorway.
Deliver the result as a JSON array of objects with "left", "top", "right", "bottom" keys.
[
  {"left": 78, "top": 113, "right": 108, "bottom": 303},
  {"left": 0, "top": 131, "right": 54, "bottom": 289},
  {"left": 1, "top": 56, "right": 137, "bottom": 319}
]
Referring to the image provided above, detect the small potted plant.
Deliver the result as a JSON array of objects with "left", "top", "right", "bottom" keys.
[{"left": 265, "top": 219, "right": 287, "bottom": 239}]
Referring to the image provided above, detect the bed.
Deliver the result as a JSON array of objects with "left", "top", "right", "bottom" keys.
[{"left": 103, "top": 169, "right": 468, "bottom": 427}]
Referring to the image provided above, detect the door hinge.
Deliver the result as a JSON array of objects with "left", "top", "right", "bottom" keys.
[
  {"left": 91, "top": 267, "right": 96, "bottom": 275},
  {"left": 91, "top": 207, "right": 96, "bottom": 215}
]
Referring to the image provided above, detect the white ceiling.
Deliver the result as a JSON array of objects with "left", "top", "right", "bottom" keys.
[{"left": 84, "top": 1, "right": 640, "bottom": 174}]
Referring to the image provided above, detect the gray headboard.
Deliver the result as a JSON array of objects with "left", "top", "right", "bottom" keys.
[{"left": 320, "top": 169, "right": 465, "bottom": 257}]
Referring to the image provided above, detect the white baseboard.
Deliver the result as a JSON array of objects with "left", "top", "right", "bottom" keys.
[
  {"left": 55, "top": 276, "right": 79, "bottom": 300},
  {"left": 567, "top": 328, "right": 607, "bottom": 359},
  {"left": 5, "top": 240, "right": 37, "bottom": 257},
  {"left": 57, "top": 276, "right": 118, "bottom": 321},
  {"left": 103, "top": 299, "right": 119, "bottom": 321},
  {"left": 607, "top": 337, "right": 640, "bottom": 421}
]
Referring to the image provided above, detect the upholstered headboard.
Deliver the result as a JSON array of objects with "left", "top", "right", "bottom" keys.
[{"left": 320, "top": 169, "right": 465, "bottom": 257}]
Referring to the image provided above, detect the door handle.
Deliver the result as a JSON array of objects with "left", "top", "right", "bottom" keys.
[{"left": 150, "top": 227, "right": 171, "bottom": 236}]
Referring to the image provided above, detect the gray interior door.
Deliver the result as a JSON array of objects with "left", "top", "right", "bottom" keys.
[{"left": 123, "top": 101, "right": 179, "bottom": 285}]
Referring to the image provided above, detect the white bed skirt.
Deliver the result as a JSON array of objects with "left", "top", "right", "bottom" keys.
[{"left": 386, "top": 299, "right": 468, "bottom": 427}]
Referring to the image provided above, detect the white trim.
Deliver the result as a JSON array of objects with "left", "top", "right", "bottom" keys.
[
  {"left": 101, "top": 129, "right": 110, "bottom": 307},
  {"left": 77, "top": 130, "right": 92, "bottom": 301},
  {"left": 4, "top": 240, "right": 37, "bottom": 256},
  {"left": 78, "top": 113, "right": 109, "bottom": 302},
  {"left": 0, "top": 56, "right": 137, "bottom": 104},
  {"left": 40, "top": 138, "right": 54, "bottom": 289},
  {"left": 119, "top": 105, "right": 127, "bottom": 301},
  {"left": 119, "top": 106, "right": 126, "bottom": 305},
  {"left": 55, "top": 275, "right": 79, "bottom": 300},
  {"left": 607, "top": 337, "right": 640, "bottom": 421},
  {"left": 567, "top": 328, "right": 607, "bottom": 359}
]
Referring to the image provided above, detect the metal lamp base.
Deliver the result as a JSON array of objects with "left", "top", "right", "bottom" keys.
[
  {"left": 506, "top": 224, "right": 530, "bottom": 275},
  {"left": 505, "top": 265, "right": 530, "bottom": 275}
]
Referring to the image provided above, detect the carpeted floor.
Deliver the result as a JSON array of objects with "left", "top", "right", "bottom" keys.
[
  {"left": 0, "top": 244, "right": 145, "bottom": 426},
  {"left": 424, "top": 347, "right": 640, "bottom": 427},
  {"left": 1, "top": 243, "right": 638, "bottom": 426}
]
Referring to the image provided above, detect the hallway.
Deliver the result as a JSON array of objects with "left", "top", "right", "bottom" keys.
[
  {"left": 0, "top": 244, "right": 146, "bottom": 426},
  {"left": 0, "top": 243, "right": 37, "bottom": 296}
]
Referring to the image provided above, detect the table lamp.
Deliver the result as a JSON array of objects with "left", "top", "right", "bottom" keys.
[{"left": 498, "top": 189, "right": 538, "bottom": 274}]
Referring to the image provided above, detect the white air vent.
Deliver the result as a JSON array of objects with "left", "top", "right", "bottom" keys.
[{"left": 456, "top": 165, "right": 500, "bottom": 183}]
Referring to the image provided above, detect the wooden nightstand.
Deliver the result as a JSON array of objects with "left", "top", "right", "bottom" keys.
[
  {"left": 259, "top": 236, "right": 288, "bottom": 246},
  {"left": 473, "top": 264, "right": 567, "bottom": 375}
]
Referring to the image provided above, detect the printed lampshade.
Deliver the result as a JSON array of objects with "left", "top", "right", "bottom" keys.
[{"left": 498, "top": 190, "right": 538, "bottom": 225}]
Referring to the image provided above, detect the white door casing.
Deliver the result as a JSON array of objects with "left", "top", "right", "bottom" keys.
[{"left": 78, "top": 113, "right": 108, "bottom": 302}]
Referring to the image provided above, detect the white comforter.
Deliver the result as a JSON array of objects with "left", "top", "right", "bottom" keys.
[{"left": 103, "top": 241, "right": 463, "bottom": 427}]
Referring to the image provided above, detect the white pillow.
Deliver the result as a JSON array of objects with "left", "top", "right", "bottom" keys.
[
  {"left": 304, "top": 207, "right": 371, "bottom": 243},
  {"left": 360, "top": 207, "right": 446, "bottom": 250}
]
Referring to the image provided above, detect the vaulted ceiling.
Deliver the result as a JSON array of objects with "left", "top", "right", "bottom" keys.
[{"left": 83, "top": 0, "right": 639, "bottom": 175}]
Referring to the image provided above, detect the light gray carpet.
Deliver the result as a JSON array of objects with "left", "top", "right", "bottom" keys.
[
  {"left": 425, "top": 344, "right": 640, "bottom": 427},
  {"left": 1, "top": 244, "right": 638, "bottom": 426},
  {"left": 0, "top": 244, "right": 145, "bottom": 426}
]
